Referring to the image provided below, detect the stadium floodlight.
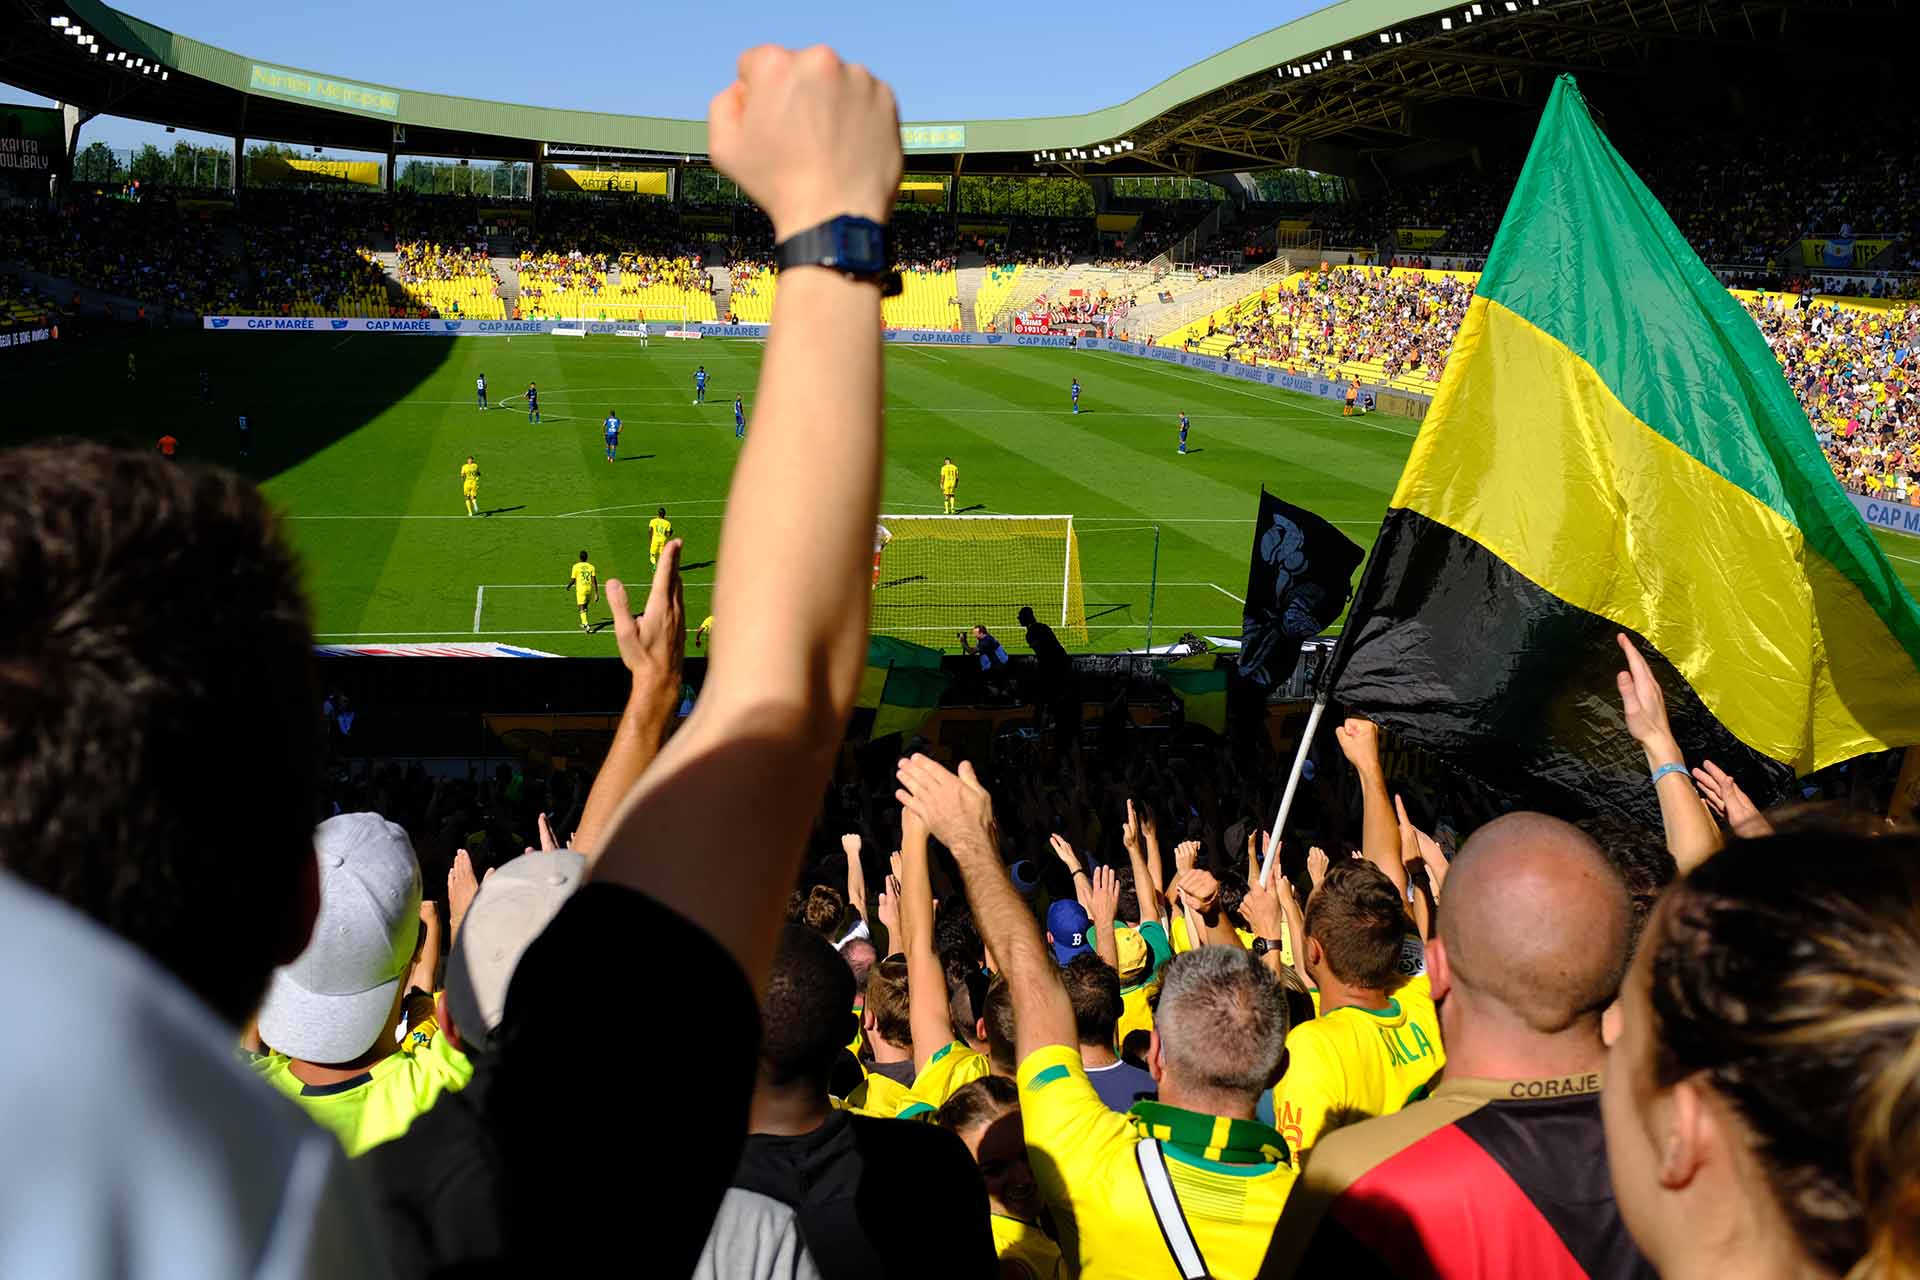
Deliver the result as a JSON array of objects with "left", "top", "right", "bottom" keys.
[
  {"left": 1121, "top": 140, "right": 1133, "bottom": 150},
  {"left": 1441, "top": 16, "right": 1453, "bottom": 28},
  {"left": 1395, "top": 30, "right": 1404, "bottom": 40},
  {"left": 50, "top": 15, "right": 68, "bottom": 26},
  {"left": 1379, "top": 31, "right": 1390, "bottom": 42},
  {"left": 1505, "top": 1, "right": 1517, "bottom": 8},
  {"left": 1472, "top": 2, "right": 1483, "bottom": 12},
  {"left": 162, "top": 71, "right": 169, "bottom": 79},
  {"left": 1343, "top": 48, "right": 1353, "bottom": 60}
]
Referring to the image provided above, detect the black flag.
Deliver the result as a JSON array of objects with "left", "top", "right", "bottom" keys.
[{"left": 1237, "top": 487, "right": 1365, "bottom": 688}]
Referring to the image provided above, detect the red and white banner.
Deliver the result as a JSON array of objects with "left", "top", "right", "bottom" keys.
[{"left": 1012, "top": 317, "right": 1054, "bottom": 336}]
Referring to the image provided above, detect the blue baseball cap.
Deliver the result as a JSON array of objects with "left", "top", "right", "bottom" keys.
[{"left": 1047, "top": 899, "right": 1094, "bottom": 966}]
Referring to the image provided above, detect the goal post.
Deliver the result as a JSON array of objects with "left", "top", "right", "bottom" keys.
[{"left": 872, "top": 514, "right": 1087, "bottom": 645}]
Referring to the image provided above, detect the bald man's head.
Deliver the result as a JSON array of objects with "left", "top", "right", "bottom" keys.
[{"left": 1439, "top": 812, "right": 1631, "bottom": 1035}]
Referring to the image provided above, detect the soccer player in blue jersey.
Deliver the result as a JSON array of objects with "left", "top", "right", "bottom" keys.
[
  {"left": 734, "top": 395, "right": 746, "bottom": 440},
  {"left": 1070, "top": 378, "right": 1080, "bottom": 414},
  {"left": 1178, "top": 411, "right": 1190, "bottom": 455},
  {"left": 603, "top": 409, "right": 621, "bottom": 462},
  {"left": 526, "top": 381, "right": 540, "bottom": 424},
  {"left": 476, "top": 373, "right": 487, "bottom": 410},
  {"left": 694, "top": 365, "right": 708, "bottom": 405}
]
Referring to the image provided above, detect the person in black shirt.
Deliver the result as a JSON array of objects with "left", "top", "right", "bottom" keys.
[
  {"left": 1018, "top": 605, "right": 1079, "bottom": 750},
  {"left": 735, "top": 925, "right": 995, "bottom": 1279}
]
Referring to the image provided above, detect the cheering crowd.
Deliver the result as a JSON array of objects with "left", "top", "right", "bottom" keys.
[{"left": 4, "top": 49, "right": 1915, "bottom": 1280}]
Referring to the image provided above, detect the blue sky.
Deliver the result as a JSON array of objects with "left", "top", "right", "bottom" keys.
[{"left": 23, "top": 0, "right": 1322, "bottom": 154}]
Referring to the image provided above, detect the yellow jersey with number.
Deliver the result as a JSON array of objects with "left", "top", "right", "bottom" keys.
[
  {"left": 940, "top": 462, "right": 959, "bottom": 493},
  {"left": 992, "top": 1214, "right": 1065, "bottom": 1279},
  {"left": 569, "top": 561, "right": 597, "bottom": 601},
  {"left": 459, "top": 461, "right": 479, "bottom": 492},
  {"left": 1270, "top": 973, "right": 1443, "bottom": 1161},
  {"left": 648, "top": 516, "right": 672, "bottom": 547}
]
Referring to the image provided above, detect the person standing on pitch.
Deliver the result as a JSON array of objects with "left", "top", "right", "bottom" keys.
[
  {"left": 476, "top": 372, "right": 488, "bottom": 410},
  {"left": 604, "top": 409, "right": 621, "bottom": 463},
  {"left": 694, "top": 365, "right": 709, "bottom": 405},
  {"left": 940, "top": 456, "right": 959, "bottom": 515},
  {"left": 526, "top": 381, "right": 540, "bottom": 424},
  {"left": 1070, "top": 378, "right": 1080, "bottom": 415},
  {"left": 461, "top": 456, "right": 481, "bottom": 517},
  {"left": 734, "top": 395, "right": 746, "bottom": 440},
  {"left": 1177, "top": 412, "right": 1190, "bottom": 455}
]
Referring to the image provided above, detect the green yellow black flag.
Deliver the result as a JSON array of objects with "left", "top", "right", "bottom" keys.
[{"left": 1330, "top": 76, "right": 1920, "bottom": 824}]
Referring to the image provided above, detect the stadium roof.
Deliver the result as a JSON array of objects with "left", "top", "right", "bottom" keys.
[{"left": 11, "top": 0, "right": 1913, "bottom": 178}]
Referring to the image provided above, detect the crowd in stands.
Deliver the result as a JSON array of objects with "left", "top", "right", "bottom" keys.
[
  {"left": 5, "top": 53, "right": 1920, "bottom": 1280},
  {"left": 0, "top": 196, "right": 243, "bottom": 316},
  {"left": 1201, "top": 267, "right": 1471, "bottom": 385},
  {"left": 238, "top": 192, "right": 392, "bottom": 317},
  {"left": 1749, "top": 291, "right": 1919, "bottom": 498}
]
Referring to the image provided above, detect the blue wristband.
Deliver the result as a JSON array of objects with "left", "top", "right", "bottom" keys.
[{"left": 1650, "top": 761, "right": 1689, "bottom": 786}]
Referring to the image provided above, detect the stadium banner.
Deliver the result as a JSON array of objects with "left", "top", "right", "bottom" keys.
[
  {"left": 1853, "top": 493, "right": 1920, "bottom": 541},
  {"left": 1397, "top": 228, "right": 1447, "bottom": 251},
  {"left": 1800, "top": 237, "right": 1895, "bottom": 269},
  {"left": 314, "top": 642, "right": 561, "bottom": 658},
  {"left": 0, "top": 104, "right": 62, "bottom": 180},
  {"left": 249, "top": 64, "right": 400, "bottom": 116},
  {"left": 544, "top": 168, "right": 669, "bottom": 195},
  {"left": 0, "top": 322, "right": 57, "bottom": 353},
  {"left": 250, "top": 154, "right": 380, "bottom": 187},
  {"left": 900, "top": 124, "right": 966, "bottom": 152}
]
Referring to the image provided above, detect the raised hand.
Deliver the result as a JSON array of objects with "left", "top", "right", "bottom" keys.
[
  {"left": 896, "top": 754, "right": 996, "bottom": 859},
  {"left": 1307, "top": 846, "right": 1330, "bottom": 890},
  {"left": 1240, "top": 836, "right": 1287, "bottom": 941},
  {"left": 1333, "top": 716, "right": 1382, "bottom": 774},
  {"left": 1048, "top": 831, "right": 1083, "bottom": 874},
  {"left": 1121, "top": 799, "right": 1143, "bottom": 857},
  {"left": 1614, "top": 632, "right": 1677, "bottom": 759},
  {"left": 448, "top": 849, "right": 481, "bottom": 939},
  {"left": 707, "top": 45, "right": 904, "bottom": 242},
  {"left": 1173, "top": 869, "right": 1221, "bottom": 917},
  {"left": 1693, "top": 759, "right": 1773, "bottom": 836},
  {"left": 1174, "top": 839, "right": 1201, "bottom": 874},
  {"left": 605, "top": 538, "right": 685, "bottom": 696},
  {"left": 876, "top": 873, "right": 902, "bottom": 939},
  {"left": 1085, "top": 864, "right": 1122, "bottom": 928}
]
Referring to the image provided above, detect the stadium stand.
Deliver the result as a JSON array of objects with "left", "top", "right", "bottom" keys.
[{"left": 972, "top": 262, "right": 1024, "bottom": 330}]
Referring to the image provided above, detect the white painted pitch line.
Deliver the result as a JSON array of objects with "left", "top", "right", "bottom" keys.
[
  {"left": 911, "top": 347, "right": 950, "bottom": 364},
  {"left": 472, "top": 586, "right": 484, "bottom": 634},
  {"left": 1209, "top": 583, "right": 1247, "bottom": 604},
  {"left": 1884, "top": 550, "right": 1920, "bottom": 565}
]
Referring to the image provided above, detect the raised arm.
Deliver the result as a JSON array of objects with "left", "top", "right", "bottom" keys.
[
  {"left": 897, "top": 755, "right": 1075, "bottom": 1063},
  {"left": 586, "top": 47, "right": 903, "bottom": 986},
  {"left": 571, "top": 547, "right": 685, "bottom": 861},
  {"left": 900, "top": 809, "right": 953, "bottom": 1074},
  {"left": 1616, "top": 633, "right": 1723, "bottom": 873},
  {"left": 1121, "top": 799, "right": 1163, "bottom": 927},
  {"left": 1333, "top": 717, "right": 1408, "bottom": 899},
  {"left": 842, "top": 833, "right": 871, "bottom": 927}
]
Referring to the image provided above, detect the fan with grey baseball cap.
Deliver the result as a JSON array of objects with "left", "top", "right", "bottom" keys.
[{"left": 251, "top": 813, "right": 473, "bottom": 1156}]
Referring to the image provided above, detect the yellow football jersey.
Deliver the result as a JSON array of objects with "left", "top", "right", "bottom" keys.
[
  {"left": 940, "top": 462, "right": 959, "bottom": 493},
  {"left": 459, "top": 461, "right": 480, "bottom": 487},
  {"left": 1270, "top": 973, "right": 1443, "bottom": 1160},
  {"left": 899, "top": 1040, "right": 991, "bottom": 1119},
  {"left": 992, "top": 1214, "right": 1065, "bottom": 1280},
  {"left": 570, "top": 561, "right": 597, "bottom": 596},
  {"left": 648, "top": 516, "right": 672, "bottom": 546},
  {"left": 1018, "top": 1044, "right": 1296, "bottom": 1279}
]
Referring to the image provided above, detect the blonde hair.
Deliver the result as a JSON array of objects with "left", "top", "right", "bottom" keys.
[{"left": 1648, "top": 827, "right": 1920, "bottom": 1278}]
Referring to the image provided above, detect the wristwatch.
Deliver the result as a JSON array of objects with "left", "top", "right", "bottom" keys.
[
  {"left": 1250, "top": 937, "right": 1287, "bottom": 958},
  {"left": 775, "top": 215, "right": 903, "bottom": 296}
]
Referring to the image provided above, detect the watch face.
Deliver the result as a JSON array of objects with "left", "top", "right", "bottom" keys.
[{"left": 835, "top": 220, "right": 884, "bottom": 270}]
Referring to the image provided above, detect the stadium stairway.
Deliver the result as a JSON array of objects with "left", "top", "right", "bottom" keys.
[
  {"left": 708, "top": 265, "right": 732, "bottom": 322},
  {"left": 955, "top": 255, "right": 984, "bottom": 331}
]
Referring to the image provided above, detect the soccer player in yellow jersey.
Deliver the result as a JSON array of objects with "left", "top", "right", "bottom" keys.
[
  {"left": 565, "top": 550, "right": 597, "bottom": 631},
  {"left": 939, "top": 456, "right": 959, "bottom": 515},
  {"left": 1269, "top": 860, "right": 1442, "bottom": 1162},
  {"left": 938, "top": 1078, "right": 1065, "bottom": 1280},
  {"left": 648, "top": 506, "right": 672, "bottom": 568},
  {"left": 459, "top": 455, "right": 480, "bottom": 517},
  {"left": 899, "top": 754, "right": 1298, "bottom": 1280}
]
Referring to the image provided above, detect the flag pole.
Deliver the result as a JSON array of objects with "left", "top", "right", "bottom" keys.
[{"left": 1259, "top": 686, "right": 1328, "bottom": 887}]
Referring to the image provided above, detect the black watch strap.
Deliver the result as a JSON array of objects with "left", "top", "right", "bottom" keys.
[{"left": 776, "top": 219, "right": 902, "bottom": 296}]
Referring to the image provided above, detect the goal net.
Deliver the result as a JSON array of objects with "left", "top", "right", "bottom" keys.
[{"left": 872, "top": 515, "right": 1087, "bottom": 646}]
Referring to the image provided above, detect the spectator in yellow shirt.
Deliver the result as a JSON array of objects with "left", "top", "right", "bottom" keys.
[{"left": 898, "top": 754, "right": 1298, "bottom": 1280}]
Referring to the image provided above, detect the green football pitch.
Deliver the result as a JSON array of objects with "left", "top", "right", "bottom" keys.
[{"left": 19, "top": 329, "right": 1920, "bottom": 657}]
